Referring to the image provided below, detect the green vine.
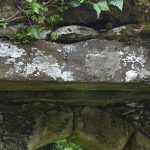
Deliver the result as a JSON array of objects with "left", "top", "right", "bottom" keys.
[{"left": 0, "top": 0, "right": 124, "bottom": 43}]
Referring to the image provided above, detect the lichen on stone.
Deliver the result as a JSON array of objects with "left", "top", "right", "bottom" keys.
[
  {"left": 0, "top": 42, "right": 74, "bottom": 81},
  {"left": 85, "top": 50, "right": 121, "bottom": 81}
]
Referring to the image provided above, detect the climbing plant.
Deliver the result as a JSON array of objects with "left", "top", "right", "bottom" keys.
[
  {"left": 53, "top": 139, "right": 85, "bottom": 150},
  {"left": 93, "top": 0, "right": 124, "bottom": 18},
  {"left": 0, "top": 0, "right": 124, "bottom": 42},
  {"left": 38, "top": 139, "right": 85, "bottom": 150}
]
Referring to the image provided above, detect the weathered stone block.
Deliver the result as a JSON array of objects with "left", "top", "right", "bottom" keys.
[
  {"left": 0, "top": 39, "right": 150, "bottom": 82},
  {"left": 71, "top": 107, "right": 134, "bottom": 150},
  {"left": 28, "top": 109, "right": 73, "bottom": 150}
]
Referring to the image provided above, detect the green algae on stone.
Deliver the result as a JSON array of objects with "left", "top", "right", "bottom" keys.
[
  {"left": 28, "top": 110, "right": 73, "bottom": 150},
  {"left": 70, "top": 107, "right": 134, "bottom": 150},
  {"left": 124, "top": 132, "right": 150, "bottom": 150}
]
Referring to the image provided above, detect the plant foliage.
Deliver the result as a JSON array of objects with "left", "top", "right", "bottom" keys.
[
  {"left": 53, "top": 139, "right": 85, "bottom": 150},
  {"left": 93, "top": 0, "right": 123, "bottom": 18},
  {"left": 0, "top": 0, "right": 124, "bottom": 42}
]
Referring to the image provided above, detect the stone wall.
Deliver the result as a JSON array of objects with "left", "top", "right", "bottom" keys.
[
  {"left": 0, "top": 101, "right": 149, "bottom": 150},
  {"left": 0, "top": 81, "right": 149, "bottom": 150},
  {"left": 0, "top": 1, "right": 150, "bottom": 150}
]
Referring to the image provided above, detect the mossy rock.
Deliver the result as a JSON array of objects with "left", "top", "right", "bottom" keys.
[
  {"left": 28, "top": 109, "right": 73, "bottom": 150},
  {"left": 124, "top": 132, "right": 150, "bottom": 150},
  {"left": 70, "top": 107, "right": 134, "bottom": 150},
  {"left": 105, "top": 23, "right": 150, "bottom": 44}
]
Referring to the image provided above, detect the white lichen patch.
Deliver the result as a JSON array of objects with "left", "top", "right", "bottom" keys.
[
  {"left": 22, "top": 56, "right": 74, "bottom": 81},
  {"left": 56, "top": 26, "right": 81, "bottom": 36},
  {"left": 125, "top": 70, "right": 138, "bottom": 82},
  {"left": 121, "top": 46, "right": 145, "bottom": 69},
  {"left": 3, "top": 44, "right": 74, "bottom": 81},
  {"left": 108, "top": 26, "right": 126, "bottom": 36},
  {"left": 32, "top": 47, "right": 44, "bottom": 56},
  {"left": 0, "top": 42, "right": 26, "bottom": 59},
  {"left": 85, "top": 51, "right": 121, "bottom": 80},
  {"left": 57, "top": 49, "right": 62, "bottom": 52},
  {"left": 63, "top": 45, "right": 76, "bottom": 53},
  {"left": 120, "top": 46, "right": 150, "bottom": 82}
]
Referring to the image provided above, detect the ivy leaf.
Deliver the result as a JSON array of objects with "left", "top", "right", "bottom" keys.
[
  {"left": 31, "top": 2, "right": 41, "bottom": 14},
  {"left": 26, "top": 0, "right": 33, "bottom": 2},
  {"left": 68, "top": 0, "right": 81, "bottom": 7},
  {"left": 79, "top": 0, "right": 86, "bottom": 3},
  {"left": 110, "top": 0, "right": 124, "bottom": 10},
  {"left": 98, "top": 1, "right": 110, "bottom": 11},
  {"left": 68, "top": 0, "right": 86, "bottom": 7},
  {"left": 27, "top": 26, "right": 44, "bottom": 39},
  {"left": 93, "top": 3, "right": 101, "bottom": 18},
  {"left": 0, "top": 19, "right": 8, "bottom": 29}
]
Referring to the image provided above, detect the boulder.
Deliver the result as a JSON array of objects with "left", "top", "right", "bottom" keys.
[
  {"left": 105, "top": 24, "right": 150, "bottom": 43},
  {"left": 53, "top": 25, "right": 99, "bottom": 42}
]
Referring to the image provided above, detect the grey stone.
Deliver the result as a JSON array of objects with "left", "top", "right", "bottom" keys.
[
  {"left": 39, "top": 30, "right": 52, "bottom": 40},
  {"left": 54, "top": 25, "right": 99, "bottom": 42},
  {"left": 0, "top": 141, "right": 4, "bottom": 149},
  {"left": 106, "top": 26, "right": 127, "bottom": 38},
  {"left": 0, "top": 39, "right": 150, "bottom": 82},
  {"left": 127, "top": 102, "right": 138, "bottom": 108}
]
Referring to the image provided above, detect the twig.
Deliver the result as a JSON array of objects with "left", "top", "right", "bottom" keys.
[
  {"left": 43, "top": 0, "right": 58, "bottom": 6},
  {"left": 17, "top": 4, "right": 32, "bottom": 25},
  {"left": 0, "top": 11, "right": 21, "bottom": 22}
]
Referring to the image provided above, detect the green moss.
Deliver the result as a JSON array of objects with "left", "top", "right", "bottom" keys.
[
  {"left": 69, "top": 135, "right": 104, "bottom": 150},
  {"left": 69, "top": 108, "right": 134, "bottom": 150},
  {"left": 125, "top": 132, "right": 150, "bottom": 150},
  {"left": 28, "top": 110, "right": 73, "bottom": 150},
  {"left": 0, "top": 4, "right": 17, "bottom": 20},
  {"left": 0, "top": 80, "right": 150, "bottom": 105}
]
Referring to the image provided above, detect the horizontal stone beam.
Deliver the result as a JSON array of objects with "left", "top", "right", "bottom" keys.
[
  {"left": 0, "top": 40, "right": 150, "bottom": 82},
  {"left": 0, "top": 80, "right": 150, "bottom": 105}
]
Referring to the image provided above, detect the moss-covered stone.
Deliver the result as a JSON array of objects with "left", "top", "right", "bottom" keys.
[
  {"left": 28, "top": 110, "right": 73, "bottom": 150},
  {"left": 124, "top": 132, "right": 150, "bottom": 150},
  {"left": 70, "top": 107, "right": 134, "bottom": 150},
  {"left": 106, "top": 23, "right": 150, "bottom": 45}
]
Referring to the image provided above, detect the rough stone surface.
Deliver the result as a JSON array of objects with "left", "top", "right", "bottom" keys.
[
  {"left": 0, "top": 39, "right": 150, "bottom": 82},
  {"left": 106, "top": 26, "right": 127, "bottom": 38},
  {"left": 105, "top": 24, "right": 150, "bottom": 44},
  {"left": 101, "top": 100, "right": 150, "bottom": 138},
  {"left": 0, "top": 103, "right": 149, "bottom": 150},
  {"left": 72, "top": 107, "right": 134, "bottom": 150},
  {"left": 28, "top": 109, "right": 73, "bottom": 150},
  {"left": 54, "top": 25, "right": 99, "bottom": 42},
  {"left": 0, "top": 1, "right": 150, "bottom": 150},
  {"left": 124, "top": 133, "right": 150, "bottom": 150}
]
